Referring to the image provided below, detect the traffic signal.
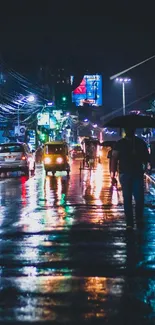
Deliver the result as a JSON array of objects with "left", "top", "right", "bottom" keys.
[
  {"left": 62, "top": 96, "right": 67, "bottom": 102},
  {"left": 40, "top": 133, "right": 46, "bottom": 141}
]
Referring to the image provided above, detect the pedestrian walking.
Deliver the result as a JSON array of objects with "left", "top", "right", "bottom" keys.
[
  {"left": 85, "top": 143, "right": 96, "bottom": 167},
  {"left": 111, "top": 127, "right": 150, "bottom": 229},
  {"left": 36, "top": 146, "right": 43, "bottom": 163},
  {"left": 107, "top": 147, "right": 117, "bottom": 186}
]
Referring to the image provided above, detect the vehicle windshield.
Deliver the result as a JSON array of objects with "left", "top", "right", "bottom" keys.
[
  {"left": 73, "top": 146, "right": 82, "bottom": 151},
  {"left": 0, "top": 145, "right": 24, "bottom": 153},
  {"left": 45, "top": 145, "right": 65, "bottom": 154}
]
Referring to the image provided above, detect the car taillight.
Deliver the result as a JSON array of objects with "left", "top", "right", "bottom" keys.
[{"left": 21, "top": 155, "right": 26, "bottom": 160}]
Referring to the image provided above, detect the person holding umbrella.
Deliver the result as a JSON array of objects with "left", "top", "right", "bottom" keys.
[{"left": 111, "top": 127, "right": 150, "bottom": 229}]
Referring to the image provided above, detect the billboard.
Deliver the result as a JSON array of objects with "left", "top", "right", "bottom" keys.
[{"left": 71, "top": 74, "right": 102, "bottom": 107}]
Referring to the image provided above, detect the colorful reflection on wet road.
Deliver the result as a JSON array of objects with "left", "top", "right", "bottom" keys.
[{"left": 0, "top": 152, "right": 155, "bottom": 323}]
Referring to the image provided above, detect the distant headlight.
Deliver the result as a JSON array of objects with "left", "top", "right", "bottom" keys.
[
  {"left": 44, "top": 157, "right": 51, "bottom": 164},
  {"left": 56, "top": 157, "right": 63, "bottom": 164}
]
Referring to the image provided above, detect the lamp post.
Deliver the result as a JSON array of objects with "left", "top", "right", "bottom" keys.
[
  {"left": 17, "top": 95, "right": 35, "bottom": 129},
  {"left": 116, "top": 78, "right": 131, "bottom": 115}
]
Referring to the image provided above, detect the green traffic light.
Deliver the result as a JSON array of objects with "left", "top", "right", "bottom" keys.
[
  {"left": 40, "top": 133, "right": 46, "bottom": 140},
  {"left": 62, "top": 96, "right": 67, "bottom": 102}
]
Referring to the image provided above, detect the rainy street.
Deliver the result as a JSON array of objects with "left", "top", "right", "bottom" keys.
[{"left": 0, "top": 150, "right": 155, "bottom": 325}]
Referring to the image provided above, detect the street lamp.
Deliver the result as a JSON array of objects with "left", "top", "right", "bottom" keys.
[
  {"left": 27, "top": 95, "right": 35, "bottom": 103},
  {"left": 17, "top": 95, "right": 35, "bottom": 128},
  {"left": 116, "top": 78, "right": 131, "bottom": 115}
]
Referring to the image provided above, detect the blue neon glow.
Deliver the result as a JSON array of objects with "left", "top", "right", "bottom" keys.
[{"left": 71, "top": 75, "right": 102, "bottom": 107}]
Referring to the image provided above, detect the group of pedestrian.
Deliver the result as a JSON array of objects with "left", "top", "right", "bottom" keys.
[{"left": 107, "top": 127, "right": 150, "bottom": 230}]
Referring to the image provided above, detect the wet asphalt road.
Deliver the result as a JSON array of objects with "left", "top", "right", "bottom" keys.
[{"left": 0, "top": 150, "right": 155, "bottom": 324}]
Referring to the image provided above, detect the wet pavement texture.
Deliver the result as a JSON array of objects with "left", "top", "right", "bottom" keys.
[{"left": 0, "top": 150, "right": 155, "bottom": 324}]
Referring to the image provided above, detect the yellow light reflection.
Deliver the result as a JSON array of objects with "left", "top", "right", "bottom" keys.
[
  {"left": 85, "top": 164, "right": 103, "bottom": 205},
  {"left": 82, "top": 277, "right": 124, "bottom": 319},
  {"left": 111, "top": 187, "right": 119, "bottom": 205},
  {"left": 57, "top": 177, "right": 62, "bottom": 202},
  {"left": 15, "top": 276, "right": 72, "bottom": 294},
  {"left": 83, "top": 277, "right": 109, "bottom": 319},
  {"left": 84, "top": 277, "right": 107, "bottom": 297},
  {"left": 45, "top": 176, "right": 51, "bottom": 203},
  {"left": 93, "top": 164, "right": 103, "bottom": 201}
]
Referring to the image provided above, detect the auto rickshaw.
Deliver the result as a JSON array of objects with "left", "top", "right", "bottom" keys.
[
  {"left": 81, "top": 137, "right": 101, "bottom": 167},
  {"left": 43, "top": 141, "right": 70, "bottom": 176}
]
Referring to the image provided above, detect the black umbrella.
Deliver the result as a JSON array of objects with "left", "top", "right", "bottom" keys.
[
  {"left": 102, "top": 141, "right": 116, "bottom": 148},
  {"left": 104, "top": 115, "right": 155, "bottom": 128}
]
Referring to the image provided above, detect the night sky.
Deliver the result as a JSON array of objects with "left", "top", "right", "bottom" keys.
[{"left": 1, "top": 1, "right": 155, "bottom": 114}]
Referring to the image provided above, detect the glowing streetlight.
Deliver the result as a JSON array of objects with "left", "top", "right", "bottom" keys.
[
  {"left": 17, "top": 95, "right": 35, "bottom": 129},
  {"left": 115, "top": 78, "right": 131, "bottom": 115},
  {"left": 27, "top": 95, "right": 35, "bottom": 102}
]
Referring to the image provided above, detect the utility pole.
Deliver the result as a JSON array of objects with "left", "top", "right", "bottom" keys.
[
  {"left": 115, "top": 78, "right": 131, "bottom": 116},
  {"left": 122, "top": 82, "right": 125, "bottom": 116}
]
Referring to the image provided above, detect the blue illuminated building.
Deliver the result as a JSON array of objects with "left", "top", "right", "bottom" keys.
[{"left": 71, "top": 75, "right": 102, "bottom": 107}]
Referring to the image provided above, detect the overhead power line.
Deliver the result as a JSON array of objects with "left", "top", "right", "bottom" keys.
[{"left": 0, "top": 59, "right": 50, "bottom": 121}]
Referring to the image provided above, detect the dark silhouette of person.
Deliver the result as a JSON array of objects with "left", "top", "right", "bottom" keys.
[
  {"left": 111, "top": 127, "right": 150, "bottom": 229},
  {"left": 107, "top": 147, "right": 117, "bottom": 186}
]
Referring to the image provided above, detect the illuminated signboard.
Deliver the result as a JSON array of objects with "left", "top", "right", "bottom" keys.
[
  {"left": 27, "top": 130, "right": 36, "bottom": 150},
  {"left": 71, "top": 74, "right": 102, "bottom": 107},
  {"left": 49, "top": 116, "right": 57, "bottom": 129},
  {"left": 52, "top": 110, "right": 63, "bottom": 121},
  {"left": 37, "top": 113, "right": 50, "bottom": 126}
]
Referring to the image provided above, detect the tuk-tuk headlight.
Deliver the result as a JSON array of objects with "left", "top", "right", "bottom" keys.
[
  {"left": 44, "top": 157, "right": 51, "bottom": 164},
  {"left": 56, "top": 157, "right": 63, "bottom": 164}
]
